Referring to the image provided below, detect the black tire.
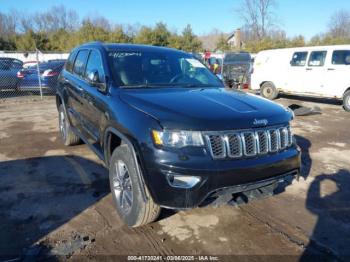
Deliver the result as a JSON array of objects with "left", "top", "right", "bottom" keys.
[
  {"left": 109, "top": 144, "right": 160, "bottom": 227},
  {"left": 343, "top": 90, "right": 350, "bottom": 112},
  {"left": 260, "top": 82, "right": 278, "bottom": 100},
  {"left": 58, "top": 104, "right": 81, "bottom": 146}
]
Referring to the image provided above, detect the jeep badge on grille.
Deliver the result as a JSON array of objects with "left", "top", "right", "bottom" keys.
[{"left": 253, "top": 119, "right": 268, "bottom": 126}]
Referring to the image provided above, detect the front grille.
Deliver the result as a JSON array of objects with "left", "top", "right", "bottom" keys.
[
  {"left": 208, "top": 134, "right": 225, "bottom": 158},
  {"left": 205, "top": 126, "right": 293, "bottom": 159}
]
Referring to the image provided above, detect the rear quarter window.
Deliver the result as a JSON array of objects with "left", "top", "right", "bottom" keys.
[
  {"left": 66, "top": 50, "right": 78, "bottom": 73},
  {"left": 332, "top": 50, "right": 350, "bottom": 65},
  {"left": 73, "top": 50, "right": 89, "bottom": 77}
]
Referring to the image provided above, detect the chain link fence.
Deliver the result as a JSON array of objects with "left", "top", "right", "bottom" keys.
[{"left": 0, "top": 50, "right": 69, "bottom": 102}]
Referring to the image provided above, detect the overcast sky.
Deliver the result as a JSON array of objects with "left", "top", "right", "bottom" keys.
[{"left": 2, "top": 0, "right": 350, "bottom": 39}]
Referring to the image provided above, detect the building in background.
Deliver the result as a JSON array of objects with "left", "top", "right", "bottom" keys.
[{"left": 227, "top": 28, "right": 243, "bottom": 49}]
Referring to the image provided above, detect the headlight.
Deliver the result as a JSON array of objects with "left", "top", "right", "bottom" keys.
[{"left": 152, "top": 130, "right": 204, "bottom": 148}]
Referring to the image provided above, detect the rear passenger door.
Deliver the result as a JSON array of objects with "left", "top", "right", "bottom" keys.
[
  {"left": 304, "top": 50, "right": 328, "bottom": 96},
  {"left": 66, "top": 49, "right": 89, "bottom": 133},
  {"left": 287, "top": 51, "right": 308, "bottom": 93}
]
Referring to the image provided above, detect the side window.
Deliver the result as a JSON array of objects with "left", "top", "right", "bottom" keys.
[
  {"left": 308, "top": 51, "right": 327, "bottom": 67},
  {"left": 332, "top": 50, "right": 350, "bottom": 65},
  {"left": 290, "top": 52, "right": 308, "bottom": 66},
  {"left": 66, "top": 50, "right": 77, "bottom": 72},
  {"left": 84, "top": 50, "right": 105, "bottom": 82},
  {"left": 73, "top": 50, "right": 89, "bottom": 77}
]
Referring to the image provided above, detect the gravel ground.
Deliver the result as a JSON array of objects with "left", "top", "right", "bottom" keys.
[{"left": 0, "top": 94, "right": 349, "bottom": 261}]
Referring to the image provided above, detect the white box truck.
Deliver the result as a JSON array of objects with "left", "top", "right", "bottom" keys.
[{"left": 251, "top": 45, "right": 350, "bottom": 111}]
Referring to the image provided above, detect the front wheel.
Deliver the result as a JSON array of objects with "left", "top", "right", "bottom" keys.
[
  {"left": 260, "top": 82, "right": 278, "bottom": 100},
  {"left": 343, "top": 91, "right": 350, "bottom": 112},
  {"left": 109, "top": 144, "right": 160, "bottom": 227}
]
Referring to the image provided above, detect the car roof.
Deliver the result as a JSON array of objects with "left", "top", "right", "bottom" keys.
[
  {"left": 76, "top": 42, "right": 189, "bottom": 55},
  {"left": 0, "top": 57, "right": 23, "bottom": 63},
  {"left": 258, "top": 44, "right": 350, "bottom": 54}
]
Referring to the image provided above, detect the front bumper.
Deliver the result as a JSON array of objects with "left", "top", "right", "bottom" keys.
[{"left": 141, "top": 145, "right": 301, "bottom": 209}]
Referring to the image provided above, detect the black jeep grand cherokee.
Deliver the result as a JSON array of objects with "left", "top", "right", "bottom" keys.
[{"left": 56, "top": 42, "right": 300, "bottom": 227}]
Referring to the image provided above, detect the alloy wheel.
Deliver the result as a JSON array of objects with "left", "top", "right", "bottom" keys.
[{"left": 112, "top": 160, "right": 133, "bottom": 214}]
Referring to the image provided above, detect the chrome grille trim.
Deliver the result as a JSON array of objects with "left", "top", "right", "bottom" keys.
[
  {"left": 241, "top": 132, "right": 257, "bottom": 157},
  {"left": 287, "top": 126, "right": 293, "bottom": 146},
  {"left": 204, "top": 125, "right": 292, "bottom": 160},
  {"left": 205, "top": 134, "right": 226, "bottom": 159},
  {"left": 256, "top": 130, "right": 268, "bottom": 154},
  {"left": 226, "top": 134, "right": 242, "bottom": 158},
  {"left": 279, "top": 127, "right": 289, "bottom": 149}
]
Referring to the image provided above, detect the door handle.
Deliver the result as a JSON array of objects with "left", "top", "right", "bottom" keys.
[{"left": 327, "top": 68, "right": 335, "bottom": 71}]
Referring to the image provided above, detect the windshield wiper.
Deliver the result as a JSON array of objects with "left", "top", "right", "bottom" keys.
[
  {"left": 121, "top": 83, "right": 218, "bottom": 88},
  {"left": 181, "top": 84, "right": 216, "bottom": 88}
]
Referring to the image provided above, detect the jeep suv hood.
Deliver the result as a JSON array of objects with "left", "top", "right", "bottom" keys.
[{"left": 120, "top": 88, "right": 292, "bottom": 130}]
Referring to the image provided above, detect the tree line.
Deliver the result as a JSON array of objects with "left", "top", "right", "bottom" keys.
[
  {"left": 0, "top": 6, "right": 202, "bottom": 52},
  {"left": 1, "top": 3, "right": 350, "bottom": 54}
]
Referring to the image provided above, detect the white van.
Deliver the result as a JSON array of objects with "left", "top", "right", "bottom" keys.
[{"left": 251, "top": 45, "right": 350, "bottom": 111}]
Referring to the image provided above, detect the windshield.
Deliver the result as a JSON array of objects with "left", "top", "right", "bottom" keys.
[
  {"left": 224, "top": 53, "right": 251, "bottom": 63},
  {"left": 108, "top": 50, "right": 223, "bottom": 88}
]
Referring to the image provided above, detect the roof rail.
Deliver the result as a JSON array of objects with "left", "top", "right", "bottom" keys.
[{"left": 81, "top": 41, "right": 104, "bottom": 46}]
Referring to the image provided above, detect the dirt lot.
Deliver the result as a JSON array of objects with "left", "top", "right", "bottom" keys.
[{"left": 0, "top": 95, "right": 349, "bottom": 261}]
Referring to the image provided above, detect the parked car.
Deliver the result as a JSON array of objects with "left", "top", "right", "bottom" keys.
[
  {"left": 56, "top": 42, "right": 300, "bottom": 227},
  {"left": 251, "top": 45, "right": 350, "bottom": 111},
  {"left": 221, "top": 52, "right": 252, "bottom": 89},
  {"left": 17, "top": 60, "right": 65, "bottom": 93},
  {"left": 0, "top": 58, "right": 23, "bottom": 90}
]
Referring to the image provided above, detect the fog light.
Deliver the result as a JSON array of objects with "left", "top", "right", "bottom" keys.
[{"left": 167, "top": 174, "right": 201, "bottom": 189}]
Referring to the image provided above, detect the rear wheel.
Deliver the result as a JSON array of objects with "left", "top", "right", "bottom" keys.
[
  {"left": 58, "top": 104, "right": 81, "bottom": 146},
  {"left": 260, "top": 82, "right": 278, "bottom": 100},
  {"left": 343, "top": 91, "right": 350, "bottom": 112},
  {"left": 109, "top": 144, "right": 160, "bottom": 227}
]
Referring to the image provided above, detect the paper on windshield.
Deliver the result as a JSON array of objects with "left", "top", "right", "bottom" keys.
[{"left": 186, "top": 58, "right": 206, "bottom": 68}]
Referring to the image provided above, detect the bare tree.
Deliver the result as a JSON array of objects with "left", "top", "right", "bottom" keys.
[
  {"left": 0, "top": 11, "right": 18, "bottom": 36},
  {"left": 237, "top": 0, "right": 276, "bottom": 41},
  {"left": 328, "top": 10, "right": 350, "bottom": 38},
  {"left": 199, "top": 28, "right": 225, "bottom": 50},
  {"left": 83, "top": 15, "right": 111, "bottom": 30}
]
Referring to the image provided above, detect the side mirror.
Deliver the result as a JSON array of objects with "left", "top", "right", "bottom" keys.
[
  {"left": 87, "top": 70, "right": 99, "bottom": 83},
  {"left": 87, "top": 70, "right": 107, "bottom": 93}
]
